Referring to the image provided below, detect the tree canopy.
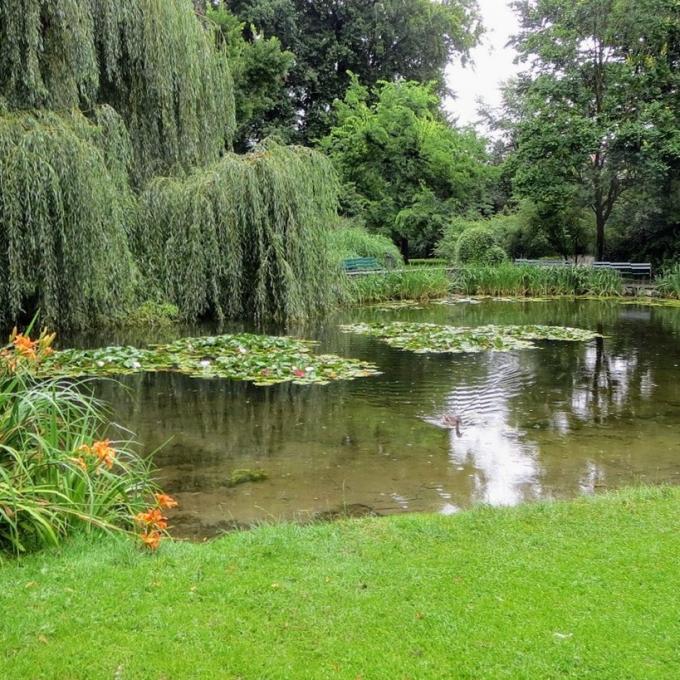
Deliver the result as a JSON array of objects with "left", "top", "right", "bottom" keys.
[
  {"left": 507, "top": 0, "right": 680, "bottom": 260},
  {"left": 322, "top": 77, "right": 491, "bottom": 259},
  {"left": 227, "top": 0, "right": 482, "bottom": 141}
]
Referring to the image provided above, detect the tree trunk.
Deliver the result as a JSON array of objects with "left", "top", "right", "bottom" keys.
[
  {"left": 399, "top": 237, "right": 409, "bottom": 264},
  {"left": 595, "top": 209, "right": 605, "bottom": 261}
]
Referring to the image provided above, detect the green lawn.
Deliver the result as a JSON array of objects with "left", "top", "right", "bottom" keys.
[{"left": 2, "top": 487, "right": 679, "bottom": 679}]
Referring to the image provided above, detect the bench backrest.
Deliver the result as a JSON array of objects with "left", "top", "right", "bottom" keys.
[{"left": 342, "top": 257, "right": 381, "bottom": 272}]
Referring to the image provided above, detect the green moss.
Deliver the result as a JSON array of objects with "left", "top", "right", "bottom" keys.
[{"left": 226, "top": 469, "right": 268, "bottom": 487}]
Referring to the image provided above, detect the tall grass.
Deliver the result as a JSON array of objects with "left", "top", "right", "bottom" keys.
[
  {"left": 346, "top": 269, "right": 450, "bottom": 304},
  {"left": 656, "top": 264, "right": 680, "bottom": 299},
  {"left": 0, "top": 330, "right": 158, "bottom": 555},
  {"left": 451, "top": 264, "right": 623, "bottom": 297}
]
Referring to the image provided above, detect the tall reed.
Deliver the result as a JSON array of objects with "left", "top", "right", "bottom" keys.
[
  {"left": 346, "top": 269, "right": 451, "bottom": 304},
  {"left": 656, "top": 264, "right": 680, "bottom": 299},
  {"left": 451, "top": 264, "right": 623, "bottom": 297}
]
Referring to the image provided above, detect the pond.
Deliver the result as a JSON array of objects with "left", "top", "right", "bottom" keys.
[{"left": 75, "top": 299, "right": 680, "bottom": 538}]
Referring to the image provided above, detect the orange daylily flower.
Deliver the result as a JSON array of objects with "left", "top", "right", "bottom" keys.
[
  {"left": 79, "top": 439, "right": 116, "bottom": 470},
  {"left": 135, "top": 508, "right": 168, "bottom": 530},
  {"left": 154, "top": 493, "right": 178, "bottom": 509},
  {"left": 68, "top": 456, "right": 88, "bottom": 472},
  {"left": 140, "top": 530, "right": 162, "bottom": 551},
  {"left": 13, "top": 334, "right": 38, "bottom": 360}
]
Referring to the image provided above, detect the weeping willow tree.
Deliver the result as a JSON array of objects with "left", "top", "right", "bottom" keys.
[
  {"left": 0, "top": 0, "right": 340, "bottom": 328},
  {"left": 138, "top": 143, "right": 341, "bottom": 322},
  {"left": 0, "top": 0, "right": 235, "bottom": 183},
  {"left": 0, "top": 109, "right": 137, "bottom": 328}
]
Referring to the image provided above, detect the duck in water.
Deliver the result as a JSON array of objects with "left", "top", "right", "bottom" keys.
[{"left": 440, "top": 413, "right": 462, "bottom": 437}]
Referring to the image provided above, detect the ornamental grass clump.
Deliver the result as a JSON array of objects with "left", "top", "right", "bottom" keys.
[{"left": 0, "top": 327, "right": 173, "bottom": 555}]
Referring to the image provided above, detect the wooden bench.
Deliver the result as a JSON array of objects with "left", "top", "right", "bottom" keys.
[
  {"left": 592, "top": 262, "right": 652, "bottom": 278},
  {"left": 342, "top": 257, "right": 382, "bottom": 274}
]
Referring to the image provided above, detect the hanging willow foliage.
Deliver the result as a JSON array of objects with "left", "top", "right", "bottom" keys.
[
  {"left": 138, "top": 143, "right": 341, "bottom": 323},
  {"left": 0, "top": 109, "right": 137, "bottom": 329},
  {"left": 0, "top": 0, "right": 235, "bottom": 184}
]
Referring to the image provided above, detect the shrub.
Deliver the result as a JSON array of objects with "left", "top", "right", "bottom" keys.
[
  {"left": 455, "top": 227, "right": 500, "bottom": 264},
  {"left": 327, "top": 223, "right": 402, "bottom": 268},
  {"left": 0, "top": 327, "right": 169, "bottom": 555},
  {"left": 484, "top": 245, "right": 508, "bottom": 266}
]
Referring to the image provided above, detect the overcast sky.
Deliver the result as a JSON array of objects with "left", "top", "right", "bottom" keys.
[{"left": 444, "top": 0, "right": 521, "bottom": 128}]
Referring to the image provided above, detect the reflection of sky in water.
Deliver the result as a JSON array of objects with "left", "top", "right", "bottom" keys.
[
  {"left": 448, "top": 408, "right": 541, "bottom": 507},
  {"left": 437, "top": 354, "right": 542, "bottom": 507}
]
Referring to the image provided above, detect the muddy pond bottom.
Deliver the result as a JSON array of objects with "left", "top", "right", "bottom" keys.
[{"left": 82, "top": 299, "right": 680, "bottom": 538}]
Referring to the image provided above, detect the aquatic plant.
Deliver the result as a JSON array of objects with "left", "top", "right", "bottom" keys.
[
  {"left": 0, "top": 329, "right": 161, "bottom": 555},
  {"left": 340, "top": 322, "right": 601, "bottom": 354},
  {"left": 451, "top": 264, "right": 623, "bottom": 297},
  {"left": 656, "top": 264, "right": 680, "bottom": 299},
  {"left": 39, "top": 333, "right": 379, "bottom": 386},
  {"left": 1, "top": 0, "right": 235, "bottom": 184},
  {"left": 0, "top": 110, "right": 137, "bottom": 330},
  {"left": 346, "top": 269, "right": 451, "bottom": 304},
  {"left": 138, "top": 143, "right": 341, "bottom": 323}
]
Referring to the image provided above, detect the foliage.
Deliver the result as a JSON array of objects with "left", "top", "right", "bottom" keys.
[
  {"left": 455, "top": 227, "right": 506, "bottom": 264},
  {"left": 0, "top": 110, "right": 136, "bottom": 330},
  {"left": 345, "top": 270, "right": 451, "bottom": 305},
  {"left": 656, "top": 264, "right": 680, "bottom": 298},
  {"left": 38, "top": 333, "right": 379, "bottom": 387},
  {"left": 340, "top": 321, "right": 601, "bottom": 354},
  {"left": 228, "top": 0, "right": 482, "bottom": 141},
  {"left": 327, "top": 223, "right": 402, "bottom": 268},
  {"left": 0, "top": 329, "right": 159, "bottom": 555},
  {"left": 322, "top": 78, "right": 491, "bottom": 258},
  {"left": 451, "top": 264, "right": 623, "bottom": 297},
  {"left": 0, "top": 0, "right": 236, "bottom": 185},
  {"left": 137, "top": 143, "right": 341, "bottom": 323},
  {"left": 508, "top": 0, "right": 680, "bottom": 259},
  {"left": 207, "top": 4, "right": 295, "bottom": 151},
  {"left": 408, "top": 259, "right": 448, "bottom": 268},
  {"left": 116, "top": 302, "right": 180, "bottom": 328}
]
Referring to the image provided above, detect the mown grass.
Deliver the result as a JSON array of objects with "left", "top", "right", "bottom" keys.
[
  {"left": 346, "top": 269, "right": 451, "bottom": 303},
  {"left": 1, "top": 487, "right": 679, "bottom": 679}
]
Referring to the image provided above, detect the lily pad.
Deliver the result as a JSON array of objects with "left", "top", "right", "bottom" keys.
[
  {"left": 339, "top": 322, "right": 601, "bottom": 354},
  {"left": 39, "top": 333, "right": 380, "bottom": 386}
]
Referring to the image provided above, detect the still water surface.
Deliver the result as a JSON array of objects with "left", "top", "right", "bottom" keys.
[{"left": 79, "top": 300, "right": 680, "bottom": 537}]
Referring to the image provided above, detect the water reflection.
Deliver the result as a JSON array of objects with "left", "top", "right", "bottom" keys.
[{"left": 69, "top": 300, "right": 680, "bottom": 537}]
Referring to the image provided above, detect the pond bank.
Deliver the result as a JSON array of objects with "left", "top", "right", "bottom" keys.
[{"left": 2, "top": 486, "right": 678, "bottom": 678}]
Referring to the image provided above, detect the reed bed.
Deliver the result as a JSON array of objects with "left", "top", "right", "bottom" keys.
[{"left": 451, "top": 264, "right": 623, "bottom": 297}]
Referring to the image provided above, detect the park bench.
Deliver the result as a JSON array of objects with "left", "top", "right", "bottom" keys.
[
  {"left": 514, "top": 258, "right": 571, "bottom": 267},
  {"left": 342, "top": 257, "right": 383, "bottom": 274},
  {"left": 592, "top": 262, "right": 652, "bottom": 278}
]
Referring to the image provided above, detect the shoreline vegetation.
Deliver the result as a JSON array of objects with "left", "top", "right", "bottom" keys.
[{"left": 1, "top": 486, "right": 678, "bottom": 678}]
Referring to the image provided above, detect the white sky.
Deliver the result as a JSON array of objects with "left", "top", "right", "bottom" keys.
[{"left": 444, "top": 0, "right": 521, "bottom": 128}]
